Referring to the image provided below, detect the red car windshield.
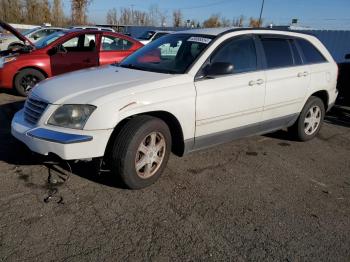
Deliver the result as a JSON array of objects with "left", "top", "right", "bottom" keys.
[{"left": 35, "top": 31, "right": 67, "bottom": 49}]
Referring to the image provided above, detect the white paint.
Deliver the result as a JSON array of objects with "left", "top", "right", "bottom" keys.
[{"left": 11, "top": 29, "right": 338, "bottom": 160}]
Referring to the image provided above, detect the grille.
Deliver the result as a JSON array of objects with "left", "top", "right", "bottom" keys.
[{"left": 24, "top": 97, "right": 48, "bottom": 125}]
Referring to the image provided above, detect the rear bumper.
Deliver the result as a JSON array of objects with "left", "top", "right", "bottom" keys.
[
  {"left": 327, "top": 88, "right": 338, "bottom": 112},
  {"left": 11, "top": 109, "right": 114, "bottom": 160}
]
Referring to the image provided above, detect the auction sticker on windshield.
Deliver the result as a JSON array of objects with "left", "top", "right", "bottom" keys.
[{"left": 187, "top": 37, "right": 212, "bottom": 44}]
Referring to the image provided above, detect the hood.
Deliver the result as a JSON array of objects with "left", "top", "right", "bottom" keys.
[
  {"left": 0, "top": 20, "right": 34, "bottom": 47},
  {"left": 31, "top": 65, "right": 181, "bottom": 105}
]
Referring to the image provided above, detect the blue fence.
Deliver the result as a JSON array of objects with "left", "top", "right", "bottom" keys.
[{"left": 295, "top": 30, "right": 350, "bottom": 63}]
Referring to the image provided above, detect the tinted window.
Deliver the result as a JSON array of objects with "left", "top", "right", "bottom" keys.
[
  {"left": 290, "top": 40, "right": 303, "bottom": 65},
  {"left": 101, "top": 35, "right": 133, "bottom": 51},
  {"left": 211, "top": 37, "right": 257, "bottom": 74},
  {"left": 261, "top": 38, "right": 294, "bottom": 69},
  {"left": 297, "top": 39, "right": 327, "bottom": 64},
  {"left": 138, "top": 31, "right": 156, "bottom": 40},
  {"left": 120, "top": 34, "right": 214, "bottom": 74}
]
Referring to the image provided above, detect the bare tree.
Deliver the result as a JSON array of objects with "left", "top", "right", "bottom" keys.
[
  {"left": 25, "top": 0, "right": 40, "bottom": 24},
  {"left": 119, "top": 7, "right": 132, "bottom": 25},
  {"left": 106, "top": 8, "right": 118, "bottom": 25},
  {"left": 203, "top": 14, "right": 221, "bottom": 28},
  {"left": 233, "top": 15, "right": 244, "bottom": 27},
  {"left": 52, "top": 0, "right": 67, "bottom": 26},
  {"left": 249, "top": 17, "right": 262, "bottom": 28},
  {"left": 41, "top": 0, "right": 51, "bottom": 23},
  {"left": 172, "top": 9, "right": 182, "bottom": 27},
  {"left": 159, "top": 10, "right": 167, "bottom": 27},
  {"left": 71, "top": 0, "right": 92, "bottom": 25},
  {"left": 133, "top": 10, "right": 150, "bottom": 26},
  {"left": 0, "top": 0, "right": 24, "bottom": 23},
  {"left": 221, "top": 16, "right": 231, "bottom": 27}
]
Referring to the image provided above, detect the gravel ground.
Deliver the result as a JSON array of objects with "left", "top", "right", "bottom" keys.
[{"left": 0, "top": 92, "right": 349, "bottom": 261}]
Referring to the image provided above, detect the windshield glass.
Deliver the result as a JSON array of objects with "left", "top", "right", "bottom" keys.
[
  {"left": 138, "top": 30, "right": 155, "bottom": 40},
  {"left": 23, "top": 27, "right": 40, "bottom": 36},
  {"left": 35, "top": 31, "right": 66, "bottom": 48},
  {"left": 119, "top": 33, "right": 214, "bottom": 74}
]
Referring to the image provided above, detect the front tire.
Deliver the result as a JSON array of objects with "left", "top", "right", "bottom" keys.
[
  {"left": 14, "top": 69, "right": 46, "bottom": 96},
  {"left": 109, "top": 116, "right": 172, "bottom": 189},
  {"left": 289, "top": 96, "right": 325, "bottom": 141}
]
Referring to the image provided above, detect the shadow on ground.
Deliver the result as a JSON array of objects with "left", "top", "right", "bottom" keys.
[
  {"left": 1, "top": 98, "right": 349, "bottom": 189},
  {"left": 0, "top": 100, "right": 126, "bottom": 189},
  {"left": 325, "top": 105, "right": 350, "bottom": 128}
]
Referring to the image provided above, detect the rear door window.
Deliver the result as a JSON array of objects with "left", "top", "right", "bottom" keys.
[
  {"left": 62, "top": 34, "right": 96, "bottom": 52},
  {"left": 101, "top": 35, "right": 133, "bottom": 51},
  {"left": 297, "top": 39, "right": 327, "bottom": 64},
  {"left": 261, "top": 37, "right": 294, "bottom": 69}
]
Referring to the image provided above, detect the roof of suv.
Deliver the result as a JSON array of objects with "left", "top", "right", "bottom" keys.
[{"left": 177, "top": 27, "right": 313, "bottom": 37}]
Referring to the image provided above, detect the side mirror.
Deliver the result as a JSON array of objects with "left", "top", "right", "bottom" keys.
[
  {"left": 345, "top": 54, "right": 350, "bottom": 60},
  {"left": 204, "top": 62, "right": 234, "bottom": 77},
  {"left": 32, "top": 34, "right": 39, "bottom": 40}
]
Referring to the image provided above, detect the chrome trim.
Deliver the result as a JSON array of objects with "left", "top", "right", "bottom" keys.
[
  {"left": 26, "top": 128, "right": 93, "bottom": 144},
  {"left": 24, "top": 97, "right": 48, "bottom": 125}
]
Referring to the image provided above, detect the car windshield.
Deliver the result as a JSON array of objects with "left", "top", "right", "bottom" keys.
[
  {"left": 138, "top": 30, "right": 155, "bottom": 40},
  {"left": 23, "top": 27, "right": 40, "bottom": 36},
  {"left": 119, "top": 33, "right": 214, "bottom": 74},
  {"left": 35, "top": 31, "right": 66, "bottom": 48}
]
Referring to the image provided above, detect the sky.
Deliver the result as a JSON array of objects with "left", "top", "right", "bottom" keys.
[{"left": 61, "top": 0, "right": 350, "bottom": 30}]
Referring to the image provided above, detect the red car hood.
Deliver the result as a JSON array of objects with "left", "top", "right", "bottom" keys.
[{"left": 0, "top": 20, "right": 34, "bottom": 47}]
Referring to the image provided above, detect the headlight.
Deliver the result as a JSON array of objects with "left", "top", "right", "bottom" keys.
[{"left": 48, "top": 104, "right": 96, "bottom": 130}]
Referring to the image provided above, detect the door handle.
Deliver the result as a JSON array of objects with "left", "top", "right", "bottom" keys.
[
  {"left": 248, "top": 80, "right": 256, "bottom": 86},
  {"left": 256, "top": 79, "right": 264, "bottom": 85},
  {"left": 83, "top": 59, "right": 91, "bottom": 63},
  {"left": 298, "top": 71, "right": 309, "bottom": 77},
  {"left": 249, "top": 79, "right": 264, "bottom": 86}
]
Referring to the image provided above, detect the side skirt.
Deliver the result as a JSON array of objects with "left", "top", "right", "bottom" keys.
[{"left": 184, "top": 113, "right": 299, "bottom": 154}]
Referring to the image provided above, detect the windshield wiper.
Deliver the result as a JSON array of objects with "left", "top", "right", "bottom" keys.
[{"left": 119, "top": 63, "right": 145, "bottom": 71}]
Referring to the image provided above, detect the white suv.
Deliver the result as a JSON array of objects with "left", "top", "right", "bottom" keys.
[{"left": 12, "top": 28, "right": 338, "bottom": 189}]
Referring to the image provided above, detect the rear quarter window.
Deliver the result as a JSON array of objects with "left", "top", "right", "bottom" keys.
[{"left": 297, "top": 39, "right": 327, "bottom": 64}]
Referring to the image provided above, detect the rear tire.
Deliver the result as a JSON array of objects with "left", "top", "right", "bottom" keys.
[
  {"left": 289, "top": 96, "right": 325, "bottom": 141},
  {"left": 109, "top": 116, "right": 172, "bottom": 189},
  {"left": 14, "top": 68, "right": 45, "bottom": 96}
]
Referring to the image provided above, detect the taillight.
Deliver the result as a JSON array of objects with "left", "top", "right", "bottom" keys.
[{"left": 336, "top": 64, "right": 339, "bottom": 80}]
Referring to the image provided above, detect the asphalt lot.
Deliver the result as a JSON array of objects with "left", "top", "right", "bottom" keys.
[{"left": 0, "top": 92, "right": 349, "bottom": 261}]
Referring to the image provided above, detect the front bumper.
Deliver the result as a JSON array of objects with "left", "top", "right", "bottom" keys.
[{"left": 11, "top": 109, "right": 114, "bottom": 160}]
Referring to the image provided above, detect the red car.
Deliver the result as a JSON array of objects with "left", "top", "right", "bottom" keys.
[{"left": 0, "top": 21, "right": 143, "bottom": 96}]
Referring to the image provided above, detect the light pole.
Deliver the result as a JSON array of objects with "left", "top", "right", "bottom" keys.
[{"left": 258, "top": 0, "right": 265, "bottom": 27}]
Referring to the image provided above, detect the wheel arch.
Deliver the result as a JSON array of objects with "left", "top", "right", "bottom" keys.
[
  {"left": 105, "top": 110, "right": 185, "bottom": 158},
  {"left": 13, "top": 66, "right": 49, "bottom": 87},
  {"left": 310, "top": 90, "right": 329, "bottom": 111}
]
